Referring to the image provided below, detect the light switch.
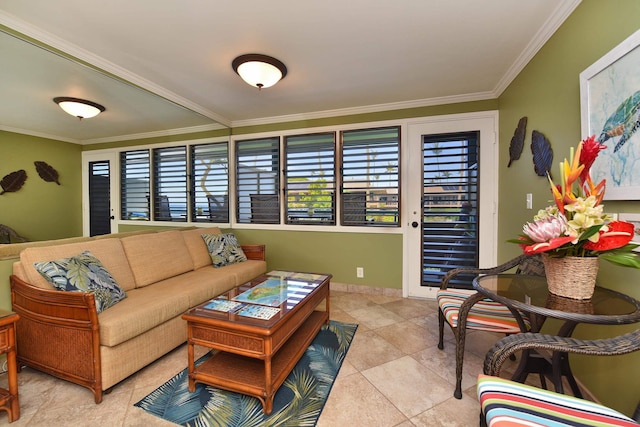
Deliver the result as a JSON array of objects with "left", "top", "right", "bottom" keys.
[{"left": 526, "top": 193, "right": 533, "bottom": 209}]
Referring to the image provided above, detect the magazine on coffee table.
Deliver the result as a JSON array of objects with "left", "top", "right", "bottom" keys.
[
  {"left": 203, "top": 299, "right": 244, "bottom": 313},
  {"left": 237, "top": 304, "right": 281, "bottom": 320}
]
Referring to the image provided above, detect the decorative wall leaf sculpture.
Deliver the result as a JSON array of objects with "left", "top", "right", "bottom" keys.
[
  {"left": 0, "top": 170, "right": 27, "bottom": 195},
  {"left": 508, "top": 116, "right": 527, "bottom": 167},
  {"left": 34, "top": 161, "right": 60, "bottom": 185},
  {"left": 531, "top": 130, "right": 553, "bottom": 178}
]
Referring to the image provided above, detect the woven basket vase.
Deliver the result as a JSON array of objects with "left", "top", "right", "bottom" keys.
[{"left": 541, "top": 254, "right": 599, "bottom": 300}]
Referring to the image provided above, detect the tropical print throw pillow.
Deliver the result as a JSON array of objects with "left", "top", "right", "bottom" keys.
[
  {"left": 201, "top": 233, "right": 247, "bottom": 268},
  {"left": 34, "top": 251, "right": 127, "bottom": 313}
]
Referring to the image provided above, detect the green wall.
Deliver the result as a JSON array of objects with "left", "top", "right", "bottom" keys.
[
  {"left": 231, "top": 229, "right": 402, "bottom": 288},
  {"left": 497, "top": 0, "right": 640, "bottom": 415},
  {"left": 0, "top": 131, "right": 83, "bottom": 241}
]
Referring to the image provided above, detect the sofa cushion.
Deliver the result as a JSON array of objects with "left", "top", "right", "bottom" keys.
[
  {"left": 121, "top": 230, "right": 194, "bottom": 287},
  {"left": 181, "top": 227, "right": 220, "bottom": 269},
  {"left": 219, "top": 260, "right": 267, "bottom": 285},
  {"left": 154, "top": 267, "right": 237, "bottom": 307},
  {"left": 202, "top": 233, "right": 247, "bottom": 268},
  {"left": 98, "top": 281, "right": 191, "bottom": 347},
  {"left": 34, "top": 251, "right": 127, "bottom": 313},
  {"left": 477, "top": 375, "right": 638, "bottom": 426},
  {"left": 20, "top": 238, "right": 137, "bottom": 291}
]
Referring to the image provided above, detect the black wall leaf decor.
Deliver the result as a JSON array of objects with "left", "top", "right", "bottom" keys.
[
  {"left": 0, "top": 170, "right": 27, "bottom": 195},
  {"left": 34, "top": 161, "right": 60, "bottom": 185},
  {"left": 508, "top": 116, "right": 527, "bottom": 167},
  {"left": 531, "top": 130, "right": 553, "bottom": 178}
]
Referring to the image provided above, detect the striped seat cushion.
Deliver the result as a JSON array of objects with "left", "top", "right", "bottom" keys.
[
  {"left": 477, "top": 375, "right": 639, "bottom": 426},
  {"left": 437, "top": 289, "right": 530, "bottom": 333}
]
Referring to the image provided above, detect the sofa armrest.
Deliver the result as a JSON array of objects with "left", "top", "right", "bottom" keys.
[
  {"left": 241, "top": 244, "right": 266, "bottom": 261},
  {"left": 10, "top": 274, "right": 103, "bottom": 403}
]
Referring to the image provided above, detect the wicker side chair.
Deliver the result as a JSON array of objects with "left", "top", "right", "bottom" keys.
[
  {"left": 437, "top": 253, "right": 545, "bottom": 399},
  {"left": 483, "top": 328, "right": 640, "bottom": 377},
  {"left": 480, "top": 329, "right": 640, "bottom": 426}
]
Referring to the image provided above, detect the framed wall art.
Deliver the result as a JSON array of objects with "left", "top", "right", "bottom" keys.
[
  {"left": 618, "top": 213, "right": 640, "bottom": 250},
  {"left": 580, "top": 29, "right": 640, "bottom": 200}
]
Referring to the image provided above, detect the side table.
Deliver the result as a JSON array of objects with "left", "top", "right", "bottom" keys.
[{"left": 0, "top": 310, "right": 19, "bottom": 423}]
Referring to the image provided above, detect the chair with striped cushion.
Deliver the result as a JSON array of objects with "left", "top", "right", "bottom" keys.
[
  {"left": 477, "top": 374, "right": 640, "bottom": 426},
  {"left": 437, "top": 254, "right": 544, "bottom": 399}
]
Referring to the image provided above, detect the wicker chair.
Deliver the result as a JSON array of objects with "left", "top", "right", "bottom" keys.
[
  {"left": 479, "top": 329, "right": 640, "bottom": 426},
  {"left": 437, "top": 253, "right": 545, "bottom": 399},
  {"left": 484, "top": 328, "right": 640, "bottom": 378}
]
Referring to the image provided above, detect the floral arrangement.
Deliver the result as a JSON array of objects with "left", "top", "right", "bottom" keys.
[{"left": 511, "top": 136, "right": 640, "bottom": 269}]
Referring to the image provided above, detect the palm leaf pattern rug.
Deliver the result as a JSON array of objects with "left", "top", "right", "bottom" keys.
[{"left": 135, "top": 320, "right": 357, "bottom": 426}]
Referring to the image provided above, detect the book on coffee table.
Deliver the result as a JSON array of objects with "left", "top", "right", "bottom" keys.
[
  {"left": 203, "top": 299, "right": 244, "bottom": 313},
  {"left": 237, "top": 304, "right": 281, "bottom": 320}
]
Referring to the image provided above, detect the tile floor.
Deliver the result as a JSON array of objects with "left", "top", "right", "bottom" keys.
[{"left": 0, "top": 290, "right": 522, "bottom": 426}]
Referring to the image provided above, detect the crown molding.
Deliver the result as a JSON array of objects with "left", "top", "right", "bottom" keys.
[
  {"left": 0, "top": 11, "right": 232, "bottom": 128},
  {"left": 82, "top": 123, "right": 226, "bottom": 145},
  {"left": 0, "top": 125, "right": 81, "bottom": 144},
  {"left": 231, "top": 91, "right": 497, "bottom": 128},
  {"left": 493, "top": 0, "right": 582, "bottom": 96}
]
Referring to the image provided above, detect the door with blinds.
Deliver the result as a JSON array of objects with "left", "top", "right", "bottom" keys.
[
  {"left": 406, "top": 114, "right": 498, "bottom": 299},
  {"left": 83, "top": 152, "right": 117, "bottom": 237}
]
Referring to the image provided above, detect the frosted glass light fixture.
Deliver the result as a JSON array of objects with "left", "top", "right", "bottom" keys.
[
  {"left": 53, "top": 97, "right": 106, "bottom": 119},
  {"left": 232, "top": 54, "right": 287, "bottom": 90}
]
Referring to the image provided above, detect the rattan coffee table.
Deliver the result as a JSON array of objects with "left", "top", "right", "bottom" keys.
[{"left": 182, "top": 271, "right": 331, "bottom": 414}]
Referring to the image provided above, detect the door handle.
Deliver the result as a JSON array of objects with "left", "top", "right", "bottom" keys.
[
  {"left": 411, "top": 221, "right": 419, "bottom": 228},
  {"left": 110, "top": 216, "right": 115, "bottom": 220}
]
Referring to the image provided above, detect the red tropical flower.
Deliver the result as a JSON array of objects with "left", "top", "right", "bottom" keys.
[
  {"left": 579, "top": 135, "right": 606, "bottom": 185},
  {"left": 523, "top": 236, "right": 574, "bottom": 255},
  {"left": 583, "top": 221, "right": 634, "bottom": 251}
]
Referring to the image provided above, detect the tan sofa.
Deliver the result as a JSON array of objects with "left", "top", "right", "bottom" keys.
[{"left": 10, "top": 228, "right": 266, "bottom": 403}]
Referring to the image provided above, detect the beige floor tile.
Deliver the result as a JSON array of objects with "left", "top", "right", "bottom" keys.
[
  {"left": 362, "top": 355, "right": 454, "bottom": 418},
  {"left": 345, "top": 329, "right": 405, "bottom": 371},
  {"left": 411, "top": 343, "right": 484, "bottom": 396},
  {"left": 316, "top": 372, "right": 408, "bottom": 427},
  {"left": 410, "top": 394, "right": 481, "bottom": 427},
  {"left": 374, "top": 320, "right": 430, "bottom": 354},
  {"left": 381, "top": 297, "right": 438, "bottom": 320},
  {"left": 349, "top": 304, "right": 406, "bottom": 329}
]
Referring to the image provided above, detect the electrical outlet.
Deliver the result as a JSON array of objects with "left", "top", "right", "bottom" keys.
[
  {"left": 356, "top": 267, "right": 364, "bottom": 278},
  {"left": 526, "top": 193, "right": 533, "bottom": 209}
]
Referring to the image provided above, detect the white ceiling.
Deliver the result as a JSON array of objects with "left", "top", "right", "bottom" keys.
[{"left": 0, "top": 0, "right": 581, "bottom": 144}]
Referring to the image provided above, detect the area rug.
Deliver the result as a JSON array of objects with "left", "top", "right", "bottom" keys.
[{"left": 135, "top": 320, "right": 358, "bottom": 427}]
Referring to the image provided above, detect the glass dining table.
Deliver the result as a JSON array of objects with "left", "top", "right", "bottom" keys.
[{"left": 473, "top": 274, "right": 640, "bottom": 396}]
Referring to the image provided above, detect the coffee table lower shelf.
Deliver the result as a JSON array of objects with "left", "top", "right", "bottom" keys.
[{"left": 189, "top": 310, "right": 328, "bottom": 414}]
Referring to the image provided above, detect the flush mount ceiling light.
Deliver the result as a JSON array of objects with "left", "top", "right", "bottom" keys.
[
  {"left": 232, "top": 54, "right": 287, "bottom": 90},
  {"left": 53, "top": 97, "right": 106, "bottom": 119}
]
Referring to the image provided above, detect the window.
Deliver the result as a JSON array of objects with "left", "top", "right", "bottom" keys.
[
  {"left": 120, "top": 150, "right": 150, "bottom": 221},
  {"left": 236, "top": 137, "right": 280, "bottom": 224},
  {"left": 153, "top": 146, "right": 187, "bottom": 222},
  {"left": 284, "top": 133, "right": 336, "bottom": 225},
  {"left": 341, "top": 127, "right": 400, "bottom": 226},
  {"left": 191, "top": 142, "right": 229, "bottom": 223}
]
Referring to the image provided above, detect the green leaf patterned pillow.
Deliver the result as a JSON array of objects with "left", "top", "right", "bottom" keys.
[
  {"left": 34, "top": 251, "right": 127, "bottom": 313},
  {"left": 201, "top": 233, "right": 247, "bottom": 268}
]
